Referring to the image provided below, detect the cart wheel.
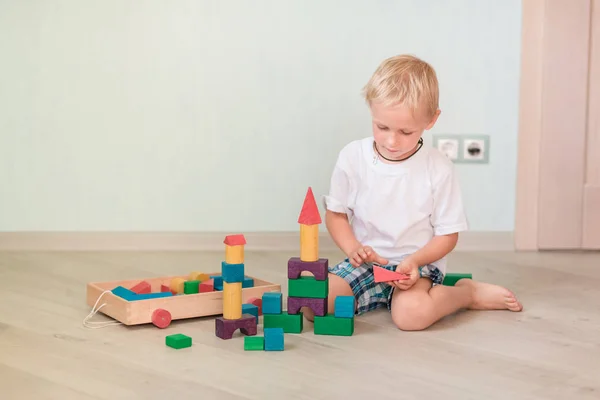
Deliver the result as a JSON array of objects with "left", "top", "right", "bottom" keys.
[{"left": 152, "top": 308, "right": 171, "bottom": 329}]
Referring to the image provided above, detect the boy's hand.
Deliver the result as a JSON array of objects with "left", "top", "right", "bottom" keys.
[
  {"left": 391, "top": 258, "right": 420, "bottom": 290},
  {"left": 348, "top": 246, "right": 388, "bottom": 267}
]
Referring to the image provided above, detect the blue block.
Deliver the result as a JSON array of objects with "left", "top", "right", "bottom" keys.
[
  {"left": 111, "top": 286, "right": 173, "bottom": 301},
  {"left": 242, "top": 276, "right": 254, "bottom": 288},
  {"left": 264, "top": 327, "right": 284, "bottom": 351},
  {"left": 221, "top": 261, "right": 245, "bottom": 283},
  {"left": 242, "top": 303, "right": 259, "bottom": 323},
  {"left": 334, "top": 296, "right": 355, "bottom": 318},
  {"left": 262, "top": 292, "right": 282, "bottom": 314},
  {"left": 213, "top": 276, "right": 223, "bottom": 291}
]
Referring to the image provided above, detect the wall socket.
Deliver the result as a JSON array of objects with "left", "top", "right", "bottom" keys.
[{"left": 432, "top": 134, "right": 489, "bottom": 164}]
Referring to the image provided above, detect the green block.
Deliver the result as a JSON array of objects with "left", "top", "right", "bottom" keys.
[
  {"left": 244, "top": 336, "right": 264, "bottom": 351},
  {"left": 442, "top": 273, "right": 472, "bottom": 286},
  {"left": 288, "top": 276, "right": 328, "bottom": 298},
  {"left": 314, "top": 314, "right": 354, "bottom": 336},
  {"left": 263, "top": 312, "right": 303, "bottom": 333},
  {"left": 165, "top": 333, "right": 192, "bottom": 349},
  {"left": 184, "top": 280, "right": 200, "bottom": 294}
]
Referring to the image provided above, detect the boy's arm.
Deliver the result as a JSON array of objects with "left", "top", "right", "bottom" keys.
[
  {"left": 405, "top": 233, "right": 458, "bottom": 267},
  {"left": 325, "top": 209, "right": 362, "bottom": 256}
]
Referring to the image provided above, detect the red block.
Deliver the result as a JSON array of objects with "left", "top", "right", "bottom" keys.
[
  {"left": 297, "top": 187, "right": 322, "bottom": 225},
  {"left": 246, "top": 297, "right": 262, "bottom": 315},
  {"left": 223, "top": 234, "right": 247, "bottom": 246},
  {"left": 373, "top": 265, "right": 410, "bottom": 283},
  {"left": 199, "top": 279, "right": 214, "bottom": 293},
  {"left": 161, "top": 284, "right": 177, "bottom": 295},
  {"left": 215, "top": 314, "right": 257, "bottom": 340},
  {"left": 131, "top": 281, "right": 151, "bottom": 294}
]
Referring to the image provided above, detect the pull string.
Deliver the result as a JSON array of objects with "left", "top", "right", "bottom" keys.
[{"left": 82, "top": 290, "right": 122, "bottom": 329}]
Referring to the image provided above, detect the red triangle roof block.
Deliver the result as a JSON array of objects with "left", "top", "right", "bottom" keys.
[
  {"left": 298, "top": 187, "right": 322, "bottom": 225},
  {"left": 223, "top": 234, "right": 246, "bottom": 246},
  {"left": 373, "top": 265, "right": 410, "bottom": 283}
]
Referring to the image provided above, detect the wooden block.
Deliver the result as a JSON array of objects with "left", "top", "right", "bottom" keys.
[
  {"left": 287, "top": 296, "right": 327, "bottom": 317},
  {"left": 288, "top": 276, "right": 328, "bottom": 299},
  {"left": 130, "top": 281, "right": 151, "bottom": 294},
  {"left": 297, "top": 187, "right": 322, "bottom": 225},
  {"left": 188, "top": 272, "right": 210, "bottom": 282},
  {"left": 263, "top": 312, "right": 303, "bottom": 333},
  {"left": 246, "top": 297, "right": 262, "bottom": 315},
  {"left": 224, "top": 234, "right": 246, "bottom": 264},
  {"left": 373, "top": 265, "right": 410, "bottom": 283},
  {"left": 213, "top": 276, "right": 223, "bottom": 291},
  {"left": 199, "top": 279, "right": 214, "bottom": 293},
  {"left": 221, "top": 261, "right": 245, "bottom": 283},
  {"left": 262, "top": 292, "right": 282, "bottom": 314},
  {"left": 314, "top": 314, "right": 354, "bottom": 336},
  {"left": 242, "top": 303, "right": 259, "bottom": 323},
  {"left": 215, "top": 314, "right": 257, "bottom": 340},
  {"left": 160, "top": 284, "right": 176, "bottom": 295},
  {"left": 287, "top": 257, "right": 328, "bottom": 280},
  {"left": 170, "top": 277, "right": 185, "bottom": 294},
  {"left": 152, "top": 308, "right": 172, "bottom": 328},
  {"left": 225, "top": 245, "right": 244, "bottom": 264},
  {"left": 166, "top": 333, "right": 192, "bottom": 349},
  {"left": 300, "top": 224, "right": 319, "bottom": 262},
  {"left": 264, "top": 327, "right": 284, "bottom": 351},
  {"left": 334, "top": 296, "right": 355, "bottom": 318},
  {"left": 443, "top": 273, "right": 472, "bottom": 286},
  {"left": 184, "top": 280, "right": 200, "bottom": 294},
  {"left": 111, "top": 286, "right": 173, "bottom": 301},
  {"left": 242, "top": 276, "right": 254, "bottom": 288},
  {"left": 244, "top": 336, "right": 264, "bottom": 351},
  {"left": 223, "top": 281, "right": 242, "bottom": 319}
]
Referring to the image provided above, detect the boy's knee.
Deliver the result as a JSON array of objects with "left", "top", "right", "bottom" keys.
[{"left": 391, "top": 294, "right": 433, "bottom": 331}]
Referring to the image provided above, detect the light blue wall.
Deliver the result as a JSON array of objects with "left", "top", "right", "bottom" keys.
[{"left": 0, "top": 0, "right": 521, "bottom": 232}]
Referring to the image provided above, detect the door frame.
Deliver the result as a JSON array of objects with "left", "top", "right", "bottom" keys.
[{"left": 515, "top": 0, "right": 599, "bottom": 250}]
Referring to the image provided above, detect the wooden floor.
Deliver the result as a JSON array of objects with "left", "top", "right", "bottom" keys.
[{"left": 0, "top": 249, "right": 599, "bottom": 399}]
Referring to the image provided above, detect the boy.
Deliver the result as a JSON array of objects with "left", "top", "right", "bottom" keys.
[{"left": 314, "top": 54, "right": 522, "bottom": 331}]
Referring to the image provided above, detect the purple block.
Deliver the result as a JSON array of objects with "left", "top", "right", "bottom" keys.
[
  {"left": 288, "top": 257, "right": 329, "bottom": 281},
  {"left": 287, "top": 296, "right": 328, "bottom": 317},
  {"left": 215, "top": 314, "right": 258, "bottom": 340}
]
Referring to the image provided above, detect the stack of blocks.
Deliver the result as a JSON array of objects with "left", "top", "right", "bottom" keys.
[
  {"left": 262, "top": 187, "right": 355, "bottom": 336},
  {"left": 215, "top": 234, "right": 259, "bottom": 340}
]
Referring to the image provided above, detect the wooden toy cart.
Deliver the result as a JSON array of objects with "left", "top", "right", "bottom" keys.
[{"left": 86, "top": 274, "right": 281, "bottom": 328}]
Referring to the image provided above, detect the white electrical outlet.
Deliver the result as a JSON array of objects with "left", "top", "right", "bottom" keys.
[
  {"left": 462, "top": 135, "right": 489, "bottom": 163},
  {"left": 432, "top": 135, "right": 461, "bottom": 162}
]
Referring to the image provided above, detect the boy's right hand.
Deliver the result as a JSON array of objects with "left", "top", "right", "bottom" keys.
[{"left": 348, "top": 246, "right": 388, "bottom": 267}]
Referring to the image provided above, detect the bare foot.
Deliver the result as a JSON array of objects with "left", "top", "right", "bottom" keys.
[{"left": 456, "top": 279, "right": 523, "bottom": 312}]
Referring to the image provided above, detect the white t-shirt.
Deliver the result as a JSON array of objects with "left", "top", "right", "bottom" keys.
[{"left": 322, "top": 137, "right": 469, "bottom": 274}]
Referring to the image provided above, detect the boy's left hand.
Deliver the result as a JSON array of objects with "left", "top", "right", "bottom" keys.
[{"left": 391, "top": 259, "right": 420, "bottom": 290}]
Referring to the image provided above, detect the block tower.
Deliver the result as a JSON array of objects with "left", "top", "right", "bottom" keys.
[
  {"left": 215, "top": 234, "right": 258, "bottom": 339},
  {"left": 263, "top": 187, "right": 355, "bottom": 336}
]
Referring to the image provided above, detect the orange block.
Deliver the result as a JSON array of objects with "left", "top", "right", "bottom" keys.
[
  {"left": 300, "top": 224, "right": 318, "bottom": 262},
  {"left": 223, "top": 281, "right": 242, "bottom": 320},
  {"left": 189, "top": 272, "right": 210, "bottom": 282},
  {"left": 169, "top": 277, "right": 185, "bottom": 294}
]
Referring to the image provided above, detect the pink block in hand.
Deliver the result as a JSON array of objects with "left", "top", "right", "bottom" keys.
[{"left": 373, "top": 265, "right": 410, "bottom": 283}]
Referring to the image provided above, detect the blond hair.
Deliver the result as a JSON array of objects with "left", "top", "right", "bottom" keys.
[{"left": 362, "top": 54, "right": 439, "bottom": 118}]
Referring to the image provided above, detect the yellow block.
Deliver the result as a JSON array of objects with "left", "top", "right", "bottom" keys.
[
  {"left": 225, "top": 245, "right": 244, "bottom": 264},
  {"left": 169, "top": 277, "right": 185, "bottom": 294},
  {"left": 188, "top": 272, "right": 210, "bottom": 282},
  {"left": 300, "top": 224, "right": 318, "bottom": 262},
  {"left": 223, "top": 281, "right": 242, "bottom": 320}
]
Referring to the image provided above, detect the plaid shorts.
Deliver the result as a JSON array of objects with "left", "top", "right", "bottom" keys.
[{"left": 328, "top": 259, "right": 444, "bottom": 315}]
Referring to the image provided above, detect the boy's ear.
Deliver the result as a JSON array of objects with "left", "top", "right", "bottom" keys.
[{"left": 425, "top": 109, "right": 441, "bottom": 130}]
